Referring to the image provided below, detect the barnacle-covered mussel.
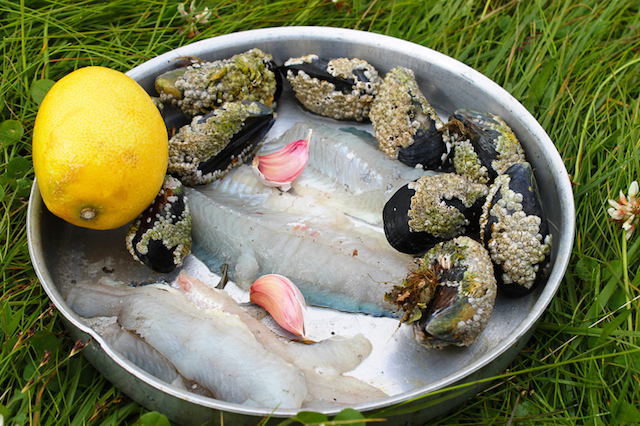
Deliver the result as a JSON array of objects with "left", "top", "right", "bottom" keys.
[
  {"left": 480, "top": 162, "right": 552, "bottom": 297},
  {"left": 126, "top": 176, "right": 192, "bottom": 273},
  {"left": 282, "top": 55, "right": 383, "bottom": 122},
  {"left": 155, "top": 48, "right": 282, "bottom": 117},
  {"left": 168, "top": 100, "right": 275, "bottom": 186},
  {"left": 446, "top": 109, "right": 526, "bottom": 184},
  {"left": 385, "top": 236, "right": 497, "bottom": 348},
  {"left": 370, "top": 66, "right": 448, "bottom": 169},
  {"left": 383, "top": 173, "right": 488, "bottom": 255}
]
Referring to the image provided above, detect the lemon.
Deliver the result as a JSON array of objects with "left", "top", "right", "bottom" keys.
[{"left": 33, "top": 66, "right": 169, "bottom": 230}]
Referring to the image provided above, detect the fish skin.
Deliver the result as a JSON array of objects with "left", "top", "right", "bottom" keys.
[
  {"left": 186, "top": 186, "right": 414, "bottom": 316},
  {"left": 66, "top": 280, "right": 308, "bottom": 409},
  {"left": 97, "top": 321, "right": 215, "bottom": 398},
  {"left": 99, "top": 321, "right": 180, "bottom": 385}
]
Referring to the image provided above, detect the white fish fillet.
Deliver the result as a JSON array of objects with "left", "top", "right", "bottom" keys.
[
  {"left": 173, "top": 272, "right": 387, "bottom": 406},
  {"left": 92, "top": 320, "right": 214, "bottom": 397},
  {"left": 186, "top": 186, "right": 414, "bottom": 316},
  {"left": 261, "top": 121, "right": 432, "bottom": 225},
  {"left": 98, "top": 321, "right": 180, "bottom": 385},
  {"left": 66, "top": 280, "right": 308, "bottom": 408}
]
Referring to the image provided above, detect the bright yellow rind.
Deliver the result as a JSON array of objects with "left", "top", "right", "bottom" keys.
[{"left": 33, "top": 66, "right": 169, "bottom": 230}]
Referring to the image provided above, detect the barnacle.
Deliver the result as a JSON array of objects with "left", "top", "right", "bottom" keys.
[
  {"left": 383, "top": 173, "right": 488, "bottom": 255},
  {"left": 369, "top": 66, "right": 447, "bottom": 169},
  {"left": 480, "top": 162, "right": 552, "bottom": 296},
  {"left": 126, "top": 176, "right": 192, "bottom": 273},
  {"left": 385, "top": 236, "right": 497, "bottom": 348},
  {"left": 155, "top": 48, "right": 281, "bottom": 116},
  {"left": 447, "top": 109, "right": 526, "bottom": 184},
  {"left": 283, "top": 55, "right": 383, "bottom": 122},
  {"left": 167, "top": 100, "right": 275, "bottom": 186}
]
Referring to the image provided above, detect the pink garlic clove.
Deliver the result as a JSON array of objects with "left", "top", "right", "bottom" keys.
[
  {"left": 251, "top": 130, "right": 312, "bottom": 191},
  {"left": 250, "top": 274, "right": 308, "bottom": 338}
]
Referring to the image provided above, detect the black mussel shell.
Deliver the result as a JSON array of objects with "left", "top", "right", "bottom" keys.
[
  {"left": 168, "top": 101, "right": 275, "bottom": 186},
  {"left": 282, "top": 55, "right": 382, "bottom": 121},
  {"left": 383, "top": 184, "right": 438, "bottom": 255},
  {"left": 397, "top": 99, "right": 448, "bottom": 169},
  {"left": 447, "top": 109, "right": 526, "bottom": 184},
  {"left": 383, "top": 174, "right": 488, "bottom": 255},
  {"left": 385, "top": 236, "right": 497, "bottom": 348},
  {"left": 283, "top": 56, "right": 358, "bottom": 93},
  {"left": 265, "top": 58, "right": 283, "bottom": 103},
  {"left": 126, "top": 176, "right": 192, "bottom": 273},
  {"left": 480, "top": 162, "right": 552, "bottom": 297},
  {"left": 370, "top": 66, "right": 448, "bottom": 169},
  {"left": 197, "top": 102, "right": 275, "bottom": 178}
]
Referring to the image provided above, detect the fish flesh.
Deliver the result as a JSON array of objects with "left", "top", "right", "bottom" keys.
[
  {"left": 173, "top": 272, "right": 387, "bottom": 406},
  {"left": 187, "top": 184, "right": 415, "bottom": 316},
  {"left": 66, "top": 279, "right": 308, "bottom": 408},
  {"left": 92, "top": 319, "right": 215, "bottom": 397},
  {"left": 67, "top": 273, "right": 386, "bottom": 408},
  {"left": 259, "top": 121, "right": 431, "bottom": 225}
]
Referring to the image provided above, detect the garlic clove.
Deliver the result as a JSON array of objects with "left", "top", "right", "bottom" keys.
[
  {"left": 251, "top": 130, "right": 312, "bottom": 191},
  {"left": 250, "top": 274, "right": 308, "bottom": 338}
]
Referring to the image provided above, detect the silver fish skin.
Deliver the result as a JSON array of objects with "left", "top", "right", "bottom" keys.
[
  {"left": 97, "top": 321, "right": 180, "bottom": 385},
  {"left": 173, "top": 272, "right": 387, "bottom": 406},
  {"left": 89, "top": 319, "right": 213, "bottom": 397},
  {"left": 186, "top": 187, "right": 414, "bottom": 316},
  {"left": 66, "top": 280, "right": 308, "bottom": 409},
  {"left": 261, "top": 121, "right": 432, "bottom": 225}
]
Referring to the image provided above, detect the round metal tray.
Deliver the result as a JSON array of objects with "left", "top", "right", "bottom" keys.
[{"left": 27, "top": 27, "right": 575, "bottom": 426}]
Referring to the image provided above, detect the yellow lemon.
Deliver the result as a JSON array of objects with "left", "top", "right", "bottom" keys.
[{"left": 33, "top": 66, "right": 168, "bottom": 230}]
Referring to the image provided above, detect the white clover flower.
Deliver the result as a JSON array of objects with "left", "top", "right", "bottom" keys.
[
  {"left": 608, "top": 181, "right": 640, "bottom": 240},
  {"left": 177, "top": 1, "right": 211, "bottom": 38}
]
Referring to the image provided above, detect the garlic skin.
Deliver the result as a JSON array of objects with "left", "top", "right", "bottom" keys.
[
  {"left": 251, "top": 130, "right": 312, "bottom": 191},
  {"left": 250, "top": 274, "right": 308, "bottom": 338}
]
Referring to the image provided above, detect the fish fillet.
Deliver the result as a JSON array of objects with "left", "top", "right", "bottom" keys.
[
  {"left": 187, "top": 186, "right": 414, "bottom": 316},
  {"left": 66, "top": 280, "right": 308, "bottom": 408}
]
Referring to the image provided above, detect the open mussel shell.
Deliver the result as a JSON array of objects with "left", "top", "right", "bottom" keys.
[
  {"left": 155, "top": 48, "right": 281, "bottom": 117},
  {"left": 447, "top": 109, "right": 526, "bottom": 184},
  {"left": 126, "top": 176, "right": 192, "bottom": 273},
  {"left": 282, "top": 54, "right": 382, "bottom": 121},
  {"left": 167, "top": 100, "right": 275, "bottom": 186},
  {"left": 370, "top": 66, "right": 448, "bottom": 169},
  {"left": 385, "top": 236, "right": 497, "bottom": 348},
  {"left": 480, "top": 162, "right": 552, "bottom": 297},
  {"left": 383, "top": 174, "right": 488, "bottom": 255}
]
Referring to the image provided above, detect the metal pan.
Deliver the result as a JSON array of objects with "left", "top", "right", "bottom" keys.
[{"left": 27, "top": 27, "right": 575, "bottom": 426}]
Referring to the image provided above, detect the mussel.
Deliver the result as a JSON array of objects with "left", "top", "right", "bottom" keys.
[
  {"left": 282, "top": 55, "right": 383, "bottom": 122},
  {"left": 383, "top": 173, "right": 488, "bottom": 255},
  {"left": 155, "top": 48, "right": 282, "bottom": 117},
  {"left": 126, "top": 176, "right": 192, "bottom": 273},
  {"left": 369, "top": 66, "right": 448, "bottom": 169},
  {"left": 480, "top": 162, "right": 552, "bottom": 297},
  {"left": 167, "top": 100, "right": 275, "bottom": 186},
  {"left": 385, "top": 236, "right": 497, "bottom": 348},
  {"left": 447, "top": 109, "right": 526, "bottom": 184}
]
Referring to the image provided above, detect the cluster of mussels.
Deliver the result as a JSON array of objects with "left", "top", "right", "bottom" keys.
[
  {"left": 127, "top": 49, "right": 280, "bottom": 273},
  {"left": 280, "top": 54, "right": 553, "bottom": 348},
  {"left": 127, "top": 48, "right": 552, "bottom": 350}
]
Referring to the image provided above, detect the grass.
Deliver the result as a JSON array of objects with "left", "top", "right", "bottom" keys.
[{"left": 1, "top": 0, "right": 639, "bottom": 424}]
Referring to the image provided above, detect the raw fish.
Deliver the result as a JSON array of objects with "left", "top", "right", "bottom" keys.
[
  {"left": 67, "top": 280, "right": 308, "bottom": 408},
  {"left": 260, "top": 121, "right": 432, "bottom": 225},
  {"left": 173, "top": 272, "right": 387, "bottom": 405},
  {"left": 97, "top": 320, "right": 180, "bottom": 385},
  {"left": 93, "top": 320, "right": 215, "bottom": 397},
  {"left": 187, "top": 186, "right": 414, "bottom": 316}
]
